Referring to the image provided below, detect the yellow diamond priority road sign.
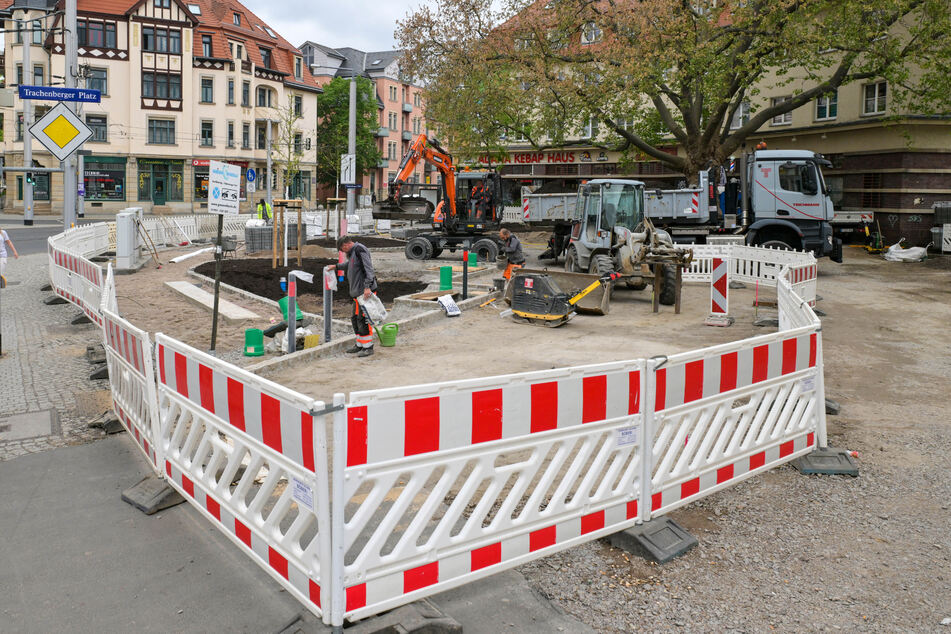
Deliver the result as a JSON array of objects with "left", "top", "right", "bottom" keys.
[{"left": 29, "top": 102, "right": 93, "bottom": 162}]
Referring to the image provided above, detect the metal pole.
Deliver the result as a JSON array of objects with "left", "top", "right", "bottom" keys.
[
  {"left": 346, "top": 77, "right": 356, "bottom": 220},
  {"left": 462, "top": 247, "right": 469, "bottom": 300},
  {"left": 323, "top": 270, "right": 332, "bottom": 344},
  {"left": 740, "top": 149, "right": 749, "bottom": 228},
  {"left": 22, "top": 16, "right": 34, "bottom": 226},
  {"left": 63, "top": 0, "right": 78, "bottom": 227},
  {"left": 266, "top": 119, "right": 273, "bottom": 217},
  {"left": 77, "top": 154, "right": 85, "bottom": 218},
  {"left": 287, "top": 271, "right": 297, "bottom": 354},
  {"left": 210, "top": 215, "right": 224, "bottom": 352}
]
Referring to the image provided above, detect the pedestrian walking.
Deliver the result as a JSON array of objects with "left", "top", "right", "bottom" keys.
[
  {"left": 0, "top": 225, "right": 19, "bottom": 281},
  {"left": 335, "top": 236, "right": 378, "bottom": 358}
]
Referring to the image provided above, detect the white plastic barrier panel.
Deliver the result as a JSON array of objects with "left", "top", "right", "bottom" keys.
[
  {"left": 337, "top": 360, "right": 647, "bottom": 621},
  {"left": 48, "top": 236, "right": 104, "bottom": 326},
  {"left": 154, "top": 334, "right": 332, "bottom": 623},
  {"left": 788, "top": 262, "right": 818, "bottom": 307},
  {"left": 103, "top": 308, "right": 161, "bottom": 467}
]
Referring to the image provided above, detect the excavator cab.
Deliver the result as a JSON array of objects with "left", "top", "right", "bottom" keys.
[{"left": 449, "top": 171, "right": 503, "bottom": 233}]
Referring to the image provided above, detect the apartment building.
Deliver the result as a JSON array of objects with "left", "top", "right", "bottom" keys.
[
  {"left": 1, "top": 0, "right": 322, "bottom": 215},
  {"left": 299, "top": 42, "right": 432, "bottom": 200}
]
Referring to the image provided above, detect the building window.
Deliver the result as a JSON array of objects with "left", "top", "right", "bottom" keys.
[
  {"left": 256, "top": 86, "right": 273, "bottom": 107},
  {"left": 227, "top": 122, "right": 235, "bottom": 147},
  {"left": 816, "top": 92, "right": 837, "bottom": 120},
  {"left": 242, "top": 81, "right": 250, "bottom": 106},
  {"left": 729, "top": 102, "right": 750, "bottom": 129},
  {"left": 201, "top": 34, "right": 212, "bottom": 57},
  {"left": 579, "top": 116, "right": 599, "bottom": 139},
  {"left": 293, "top": 95, "right": 302, "bottom": 117},
  {"left": 257, "top": 124, "right": 267, "bottom": 149},
  {"left": 142, "top": 72, "right": 182, "bottom": 99},
  {"left": 18, "top": 174, "right": 51, "bottom": 201},
  {"left": 77, "top": 20, "right": 117, "bottom": 48},
  {"left": 388, "top": 112, "right": 397, "bottom": 130},
  {"left": 33, "top": 65, "right": 44, "bottom": 86},
  {"left": 154, "top": 0, "right": 170, "bottom": 7},
  {"left": 200, "top": 77, "right": 213, "bottom": 103},
  {"left": 15, "top": 65, "right": 22, "bottom": 86},
  {"left": 260, "top": 47, "right": 272, "bottom": 69},
  {"left": 771, "top": 96, "right": 792, "bottom": 125},
  {"left": 84, "top": 159, "right": 126, "bottom": 201},
  {"left": 581, "top": 22, "right": 602, "bottom": 44},
  {"left": 137, "top": 160, "right": 184, "bottom": 202},
  {"left": 305, "top": 137, "right": 311, "bottom": 150},
  {"left": 32, "top": 19, "right": 43, "bottom": 45},
  {"left": 15, "top": 21, "right": 22, "bottom": 44},
  {"left": 86, "top": 115, "right": 107, "bottom": 142},
  {"left": 387, "top": 141, "right": 397, "bottom": 159},
  {"left": 142, "top": 27, "right": 181, "bottom": 54},
  {"left": 200, "top": 121, "right": 213, "bottom": 146},
  {"left": 227, "top": 78, "right": 235, "bottom": 104},
  {"left": 289, "top": 171, "right": 311, "bottom": 200},
  {"left": 194, "top": 166, "right": 209, "bottom": 200},
  {"left": 293, "top": 133, "right": 303, "bottom": 154},
  {"left": 863, "top": 82, "right": 886, "bottom": 115},
  {"left": 295, "top": 57, "right": 302, "bottom": 78},
  {"left": 87, "top": 68, "right": 107, "bottom": 94},
  {"left": 236, "top": 44, "right": 243, "bottom": 60},
  {"left": 242, "top": 123, "right": 251, "bottom": 149},
  {"left": 15, "top": 113, "right": 23, "bottom": 141},
  {"left": 389, "top": 86, "right": 397, "bottom": 101},
  {"left": 147, "top": 119, "right": 175, "bottom": 144},
  {"left": 233, "top": 12, "right": 241, "bottom": 26}
]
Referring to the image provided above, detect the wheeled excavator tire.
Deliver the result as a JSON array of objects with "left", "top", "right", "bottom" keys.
[
  {"left": 472, "top": 238, "right": 499, "bottom": 263},
  {"left": 405, "top": 236, "right": 433, "bottom": 260}
]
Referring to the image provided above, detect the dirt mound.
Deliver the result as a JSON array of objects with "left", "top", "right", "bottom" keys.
[{"left": 306, "top": 236, "right": 406, "bottom": 248}]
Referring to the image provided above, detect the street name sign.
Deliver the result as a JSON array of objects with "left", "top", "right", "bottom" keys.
[
  {"left": 208, "top": 161, "right": 241, "bottom": 215},
  {"left": 29, "top": 102, "right": 93, "bottom": 162},
  {"left": 19, "top": 85, "right": 101, "bottom": 103}
]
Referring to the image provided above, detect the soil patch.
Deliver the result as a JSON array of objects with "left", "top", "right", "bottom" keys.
[
  {"left": 193, "top": 257, "right": 427, "bottom": 317},
  {"left": 306, "top": 236, "right": 406, "bottom": 249}
]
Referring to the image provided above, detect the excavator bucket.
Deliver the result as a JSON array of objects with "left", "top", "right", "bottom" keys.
[
  {"left": 503, "top": 268, "right": 612, "bottom": 316},
  {"left": 371, "top": 196, "right": 433, "bottom": 220}
]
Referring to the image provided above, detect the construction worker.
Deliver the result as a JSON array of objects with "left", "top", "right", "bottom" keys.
[
  {"left": 335, "top": 235, "right": 378, "bottom": 358},
  {"left": 256, "top": 198, "right": 273, "bottom": 222},
  {"left": 498, "top": 228, "right": 525, "bottom": 280},
  {"left": 469, "top": 181, "right": 485, "bottom": 221}
]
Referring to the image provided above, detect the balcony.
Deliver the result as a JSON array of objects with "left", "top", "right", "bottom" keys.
[
  {"left": 402, "top": 102, "right": 413, "bottom": 113},
  {"left": 376, "top": 126, "right": 388, "bottom": 137},
  {"left": 378, "top": 159, "right": 390, "bottom": 168},
  {"left": 402, "top": 130, "right": 412, "bottom": 141}
]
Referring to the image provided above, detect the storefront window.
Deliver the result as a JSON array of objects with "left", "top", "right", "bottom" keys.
[
  {"left": 138, "top": 160, "right": 185, "bottom": 202},
  {"left": 194, "top": 166, "right": 209, "bottom": 200},
  {"left": 84, "top": 158, "right": 126, "bottom": 201}
]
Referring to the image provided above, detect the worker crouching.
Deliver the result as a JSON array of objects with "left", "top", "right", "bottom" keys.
[
  {"left": 499, "top": 228, "right": 525, "bottom": 280},
  {"left": 335, "top": 236, "right": 378, "bottom": 358}
]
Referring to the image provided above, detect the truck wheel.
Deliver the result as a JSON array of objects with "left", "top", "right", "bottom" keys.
[
  {"left": 564, "top": 246, "right": 581, "bottom": 273},
  {"left": 589, "top": 254, "right": 615, "bottom": 277},
  {"left": 658, "top": 264, "right": 678, "bottom": 306},
  {"left": 472, "top": 238, "right": 498, "bottom": 262},
  {"left": 431, "top": 247, "right": 443, "bottom": 258},
  {"left": 405, "top": 236, "right": 433, "bottom": 260}
]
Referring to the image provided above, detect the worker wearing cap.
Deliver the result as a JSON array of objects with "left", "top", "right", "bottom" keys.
[
  {"left": 335, "top": 236, "right": 378, "bottom": 358},
  {"left": 498, "top": 228, "right": 525, "bottom": 280},
  {"left": 256, "top": 198, "right": 273, "bottom": 222}
]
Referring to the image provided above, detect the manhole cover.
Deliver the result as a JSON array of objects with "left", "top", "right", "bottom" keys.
[{"left": 0, "top": 409, "right": 60, "bottom": 441}]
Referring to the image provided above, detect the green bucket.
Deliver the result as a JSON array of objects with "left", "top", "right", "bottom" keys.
[
  {"left": 278, "top": 296, "right": 304, "bottom": 322},
  {"left": 468, "top": 252, "right": 477, "bottom": 267},
  {"left": 244, "top": 328, "right": 265, "bottom": 357},
  {"left": 376, "top": 323, "right": 399, "bottom": 347},
  {"left": 439, "top": 265, "right": 453, "bottom": 291}
]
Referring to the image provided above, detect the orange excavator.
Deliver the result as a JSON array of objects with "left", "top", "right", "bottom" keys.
[{"left": 373, "top": 134, "right": 505, "bottom": 261}]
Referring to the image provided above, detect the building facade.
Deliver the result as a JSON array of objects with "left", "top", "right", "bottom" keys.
[
  {"left": 299, "top": 42, "right": 433, "bottom": 201},
  {"left": 1, "top": 0, "right": 322, "bottom": 216}
]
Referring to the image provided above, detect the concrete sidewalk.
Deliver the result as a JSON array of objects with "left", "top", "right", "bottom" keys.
[{"left": 0, "top": 435, "right": 593, "bottom": 633}]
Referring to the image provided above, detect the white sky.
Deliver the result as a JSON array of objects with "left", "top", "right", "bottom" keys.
[{"left": 246, "top": 0, "right": 424, "bottom": 52}]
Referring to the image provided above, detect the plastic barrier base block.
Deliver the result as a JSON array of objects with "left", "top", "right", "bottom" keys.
[
  {"left": 121, "top": 475, "right": 186, "bottom": 515},
  {"left": 44, "top": 295, "right": 68, "bottom": 305},
  {"left": 347, "top": 599, "right": 462, "bottom": 634},
  {"left": 72, "top": 314, "right": 93, "bottom": 325},
  {"left": 825, "top": 398, "right": 842, "bottom": 415},
  {"left": 793, "top": 448, "right": 859, "bottom": 477},
  {"left": 609, "top": 517, "right": 698, "bottom": 564},
  {"left": 89, "top": 364, "right": 109, "bottom": 380},
  {"left": 705, "top": 314, "right": 735, "bottom": 327},
  {"left": 40, "top": 283, "right": 52, "bottom": 291}
]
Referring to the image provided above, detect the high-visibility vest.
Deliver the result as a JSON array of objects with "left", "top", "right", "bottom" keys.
[{"left": 256, "top": 202, "right": 272, "bottom": 219}]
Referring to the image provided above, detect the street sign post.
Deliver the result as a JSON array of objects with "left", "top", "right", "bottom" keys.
[
  {"left": 29, "top": 102, "right": 93, "bottom": 162},
  {"left": 18, "top": 85, "right": 101, "bottom": 103},
  {"left": 207, "top": 160, "right": 241, "bottom": 353},
  {"left": 246, "top": 167, "right": 257, "bottom": 194},
  {"left": 246, "top": 167, "right": 257, "bottom": 182},
  {"left": 341, "top": 153, "right": 356, "bottom": 184}
]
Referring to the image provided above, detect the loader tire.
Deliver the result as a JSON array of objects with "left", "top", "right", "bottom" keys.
[
  {"left": 658, "top": 263, "right": 677, "bottom": 306},
  {"left": 405, "top": 236, "right": 433, "bottom": 260},
  {"left": 564, "top": 246, "right": 581, "bottom": 273},
  {"left": 589, "top": 254, "right": 615, "bottom": 277}
]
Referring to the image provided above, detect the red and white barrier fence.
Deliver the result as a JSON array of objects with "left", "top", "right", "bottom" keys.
[{"left": 47, "top": 221, "right": 828, "bottom": 628}]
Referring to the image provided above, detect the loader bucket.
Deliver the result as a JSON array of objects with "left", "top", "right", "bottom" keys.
[
  {"left": 503, "top": 268, "right": 612, "bottom": 316},
  {"left": 371, "top": 197, "right": 433, "bottom": 220}
]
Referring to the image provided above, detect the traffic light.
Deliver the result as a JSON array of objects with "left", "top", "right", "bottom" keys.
[{"left": 25, "top": 172, "right": 34, "bottom": 186}]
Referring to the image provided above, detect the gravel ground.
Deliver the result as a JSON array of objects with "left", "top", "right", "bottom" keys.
[{"left": 518, "top": 247, "right": 951, "bottom": 632}]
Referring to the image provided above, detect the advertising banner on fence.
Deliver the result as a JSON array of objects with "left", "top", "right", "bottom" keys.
[{"left": 208, "top": 160, "right": 241, "bottom": 215}]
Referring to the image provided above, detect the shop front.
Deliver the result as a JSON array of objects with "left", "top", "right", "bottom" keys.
[
  {"left": 83, "top": 156, "right": 126, "bottom": 202},
  {"left": 137, "top": 159, "right": 185, "bottom": 206}
]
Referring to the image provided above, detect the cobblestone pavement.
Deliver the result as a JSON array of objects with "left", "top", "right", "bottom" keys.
[{"left": 0, "top": 252, "right": 109, "bottom": 461}]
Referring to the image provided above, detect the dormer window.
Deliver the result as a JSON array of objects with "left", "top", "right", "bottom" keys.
[
  {"left": 201, "top": 34, "right": 212, "bottom": 57},
  {"left": 295, "top": 57, "right": 302, "bottom": 78},
  {"left": 233, "top": 13, "right": 241, "bottom": 26},
  {"left": 154, "top": 0, "right": 170, "bottom": 7},
  {"left": 260, "top": 47, "right": 272, "bottom": 69}
]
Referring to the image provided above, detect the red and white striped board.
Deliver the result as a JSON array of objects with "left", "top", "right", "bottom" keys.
[
  {"left": 104, "top": 314, "right": 147, "bottom": 376},
  {"left": 343, "top": 496, "right": 638, "bottom": 620},
  {"left": 156, "top": 336, "right": 320, "bottom": 472},
  {"left": 114, "top": 398, "right": 157, "bottom": 466},
  {"left": 650, "top": 431, "right": 816, "bottom": 517},
  {"left": 689, "top": 191, "right": 699, "bottom": 215},
  {"left": 522, "top": 199, "right": 530, "bottom": 221},
  {"left": 654, "top": 332, "right": 817, "bottom": 412},
  {"left": 163, "top": 459, "right": 325, "bottom": 616},
  {"left": 345, "top": 361, "right": 645, "bottom": 467},
  {"left": 710, "top": 257, "right": 729, "bottom": 315},
  {"left": 788, "top": 263, "right": 818, "bottom": 306}
]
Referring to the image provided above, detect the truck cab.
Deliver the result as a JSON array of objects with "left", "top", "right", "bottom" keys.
[{"left": 746, "top": 150, "right": 841, "bottom": 261}]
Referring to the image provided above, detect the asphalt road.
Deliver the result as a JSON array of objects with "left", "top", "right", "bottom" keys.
[{"left": 2, "top": 220, "right": 96, "bottom": 256}]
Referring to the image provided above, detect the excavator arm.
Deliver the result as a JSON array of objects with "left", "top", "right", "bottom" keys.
[{"left": 377, "top": 134, "right": 457, "bottom": 219}]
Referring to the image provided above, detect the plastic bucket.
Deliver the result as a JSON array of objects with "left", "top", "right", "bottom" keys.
[
  {"left": 439, "top": 266, "right": 453, "bottom": 291},
  {"left": 278, "top": 296, "right": 304, "bottom": 322},
  {"left": 244, "top": 328, "right": 265, "bottom": 356},
  {"left": 377, "top": 323, "right": 399, "bottom": 347},
  {"left": 468, "top": 252, "right": 477, "bottom": 267}
]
